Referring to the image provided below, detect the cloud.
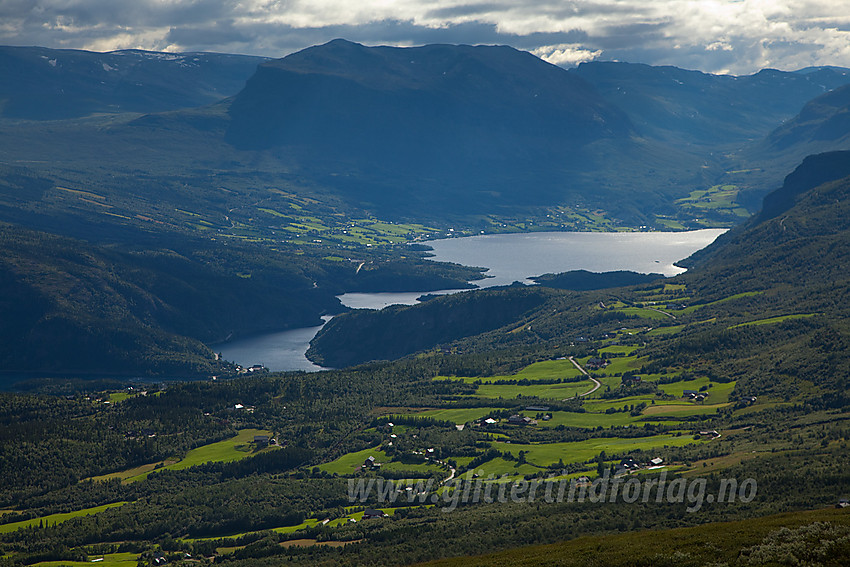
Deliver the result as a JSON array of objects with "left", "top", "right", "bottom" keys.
[
  {"left": 532, "top": 43, "right": 602, "bottom": 66},
  {"left": 0, "top": 0, "right": 849, "bottom": 73}
]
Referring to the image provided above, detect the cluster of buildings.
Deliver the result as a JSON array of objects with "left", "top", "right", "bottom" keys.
[
  {"left": 697, "top": 429, "right": 720, "bottom": 439},
  {"left": 614, "top": 456, "right": 665, "bottom": 476},
  {"left": 230, "top": 403, "right": 256, "bottom": 413},
  {"left": 477, "top": 414, "right": 540, "bottom": 427},
  {"left": 234, "top": 363, "right": 268, "bottom": 375},
  {"left": 254, "top": 434, "right": 277, "bottom": 447},
  {"left": 683, "top": 389, "right": 708, "bottom": 402},
  {"left": 621, "top": 375, "right": 642, "bottom": 386},
  {"left": 508, "top": 414, "right": 538, "bottom": 426},
  {"left": 476, "top": 406, "right": 553, "bottom": 428}
]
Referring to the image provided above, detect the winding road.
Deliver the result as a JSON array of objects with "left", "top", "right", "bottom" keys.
[
  {"left": 646, "top": 307, "right": 677, "bottom": 319},
  {"left": 567, "top": 356, "right": 602, "bottom": 398}
]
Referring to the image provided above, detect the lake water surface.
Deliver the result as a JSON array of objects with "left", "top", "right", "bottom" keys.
[
  {"left": 216, "top": 317, "right": 331, "bottom": 372},
  {"left": 218, "top": 229, "right": 726, "bottom": 371}
]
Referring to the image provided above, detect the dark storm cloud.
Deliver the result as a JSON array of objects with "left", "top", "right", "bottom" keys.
[
  {"left": 1, "top": 1, "right": 849, "bottom": 73},
  {"left": 426, "top": 3, "right": 512, "bottom": 19},
  {"left": 165, "top": 22, "right": 252, "bottom": 50}
]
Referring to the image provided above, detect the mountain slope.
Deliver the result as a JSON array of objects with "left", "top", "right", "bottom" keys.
[
  {"left": 0, "top": 46, "right": 268, "bottom": 119},
  {"left": 228, "top": 39, "right": 633, "bottom": 151},
  {"left": 573, "top": 62, "right": 850, "bottom": 146},
  {"left": 683, "top": 150, "right": 850, "bottom": 290},
  {"left": 758, "top": 83, "right": 850, "bottom": 154},
  {"left": 758, "top": 151, "right": 850, "bottom": 221},
  {"left": 0, "top": 219, "right": 491, "bottom": 378},
  {"left": 732, "top": 85, "right": 850, "bottom": 197},
  {"left": 306, "top": 286, "right": 556, "bottom": 367},
  {"left": 0, "top": 224, "right": 332, "bottom": 377},
  {"left": 225, "top": 39, "right": 659, "bottom": 217}
]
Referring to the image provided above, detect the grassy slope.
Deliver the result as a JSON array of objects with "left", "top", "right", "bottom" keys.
[
  {"left": 317, "top": 446, "right": 445, "bottom": 476},
  {"left": 32, "top": 552, "right": 139, "bottom": 567},
  {"left": 491, "top": 435, "right": 701, "bottom": 467},
  {"left": 91, "top": 428, "right": 274, "bottom": 483},
  {"left": 0, "top": 502, "right": 128, "bottom": 534},
  {"left": 421, "top": 507, "right": 850, "bottom": 567}
]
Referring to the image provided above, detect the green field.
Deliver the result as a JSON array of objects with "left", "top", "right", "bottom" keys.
[
  {"left": 646, "top": 325, "right": 684, "bottom": 336},
  {"left": 490, "top": 434, "right": 700, "bottom": 467},
  {"left": 582, "top": 354, "right": 645, "bottom": 376},
  {"left": 610, "top": 307, "right": 674, "bottom": 321},
  {"left": 186, "top": 506, "right": 425, "bottom": 542},
  {"left": 475, "top": 381, "right": 594, "bottom": 400},
  {"left": 184, "top": 519, "right": 324, "bottom": 541},
  {"left": 168, "top": 429, "right": 273, "bottom": 470},
  {"left": 658, "top": 377, "right": 737, "bottom": 403},
  {"left": 582, "top": 397, "right": 664, "bottom": 412},
  {"left": 641, "top": 404, "right": 727, "bottom": 418},
  {"left": 473, "top": 457, "right": 542, "bottom": 478},
  {"left": 654, "top": 217, "right": 687, "bottom": 230},
  {"left": 581, "top": 393, "right": 727, "bottom": 419},
  {"left": 538, "top": 411, "right": 650, "bottom": 428},
  {"left": 676, "top": 291, "right": 764, "bottom": 314},
  {"left": 403, "top": 407, "right": 499, "bottom": 424},
  {"left": 597, "top": 345, "right": 639, "bottom": 356},
  {"left": 673, "top": 184, "right": 750, "bottom": 221},
  {"left": 119, "top": 428, "right": 273, "bottom": 482},
  {"left": 434, "top": 357, "right": 596, "bottom": 400},
  {"left": 436, "top": 358, "right": 584, "bottom": 384},
  {"left": 106, "top": 391, "right": 131, "bottom": 403},
  {"left": 32, "top": 552, "right": 139, "bottom": 567},
  {"left": 316, "top": 447, "right": 390, "bottom": 475},
  {"left": 88, "top": 460, "right": 174, "bottom": 483},
  {"left": 317, "top": 446, "right": 444, "bottom": 476},
  {"left": 250, "top": 209, "right": 439, "bottom": 247},
  {"left": 0, "top": 502, "right": 128, "bottom": 534},
  {"left": 729, "top": 313, "right": 819, "bottom": 328}
]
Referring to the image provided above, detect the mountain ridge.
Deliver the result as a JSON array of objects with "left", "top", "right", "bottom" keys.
[
  {"left": 572, "top": 61, "right": 850, "bottom": 147},
  {"left": 225, "top": 39, "right": 640, "bottom": 216},
  {"left": 0, "top": 45, "right": 268, "bottom": 120}
]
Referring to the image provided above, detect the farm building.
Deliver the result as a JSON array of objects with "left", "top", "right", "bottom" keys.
[{"left": 363, "top": 509, "right": 388, "bottom": 519}]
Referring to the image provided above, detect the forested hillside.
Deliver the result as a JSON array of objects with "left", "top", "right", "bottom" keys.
[{"left": 0, "top": 223, "right": 481, "bottom": 378}]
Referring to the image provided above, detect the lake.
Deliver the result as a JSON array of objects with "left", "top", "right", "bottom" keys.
[
  {"left": 215, "top": 317, "right": 331, "bottom": 373},
  {"left": 217, "top": 229, "right": 726, "bottom": 371}
]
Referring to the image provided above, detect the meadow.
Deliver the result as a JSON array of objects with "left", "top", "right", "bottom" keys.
[
  {"left": 0, "top": 502, "right": 128, "bottom": 534},
  {"left": 30, "top": 552, "right": 139, "bottom": 567},
  {"left": 491, "top": 434, "right": 702, "bottom": 467},
  {"left": 435, "top": 358, "right": 585, "bottom": 383},
  {"left": 91, "top": 428, "right": 274, "bottom": 483},
  {"left": 317, "top": 446, "right": 445, "bottom": 476}
]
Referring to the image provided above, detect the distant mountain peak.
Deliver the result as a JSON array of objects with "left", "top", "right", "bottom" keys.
[
  {"left": 225, "top": 40, "right": 635, "bottom": 216},
  {"left": 0, "top": 45, "right": 267, "bottom": 120}
]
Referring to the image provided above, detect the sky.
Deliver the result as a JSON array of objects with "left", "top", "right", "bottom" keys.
[{"left": 1, "top": 0, "right": 850, "bottom": 74}]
